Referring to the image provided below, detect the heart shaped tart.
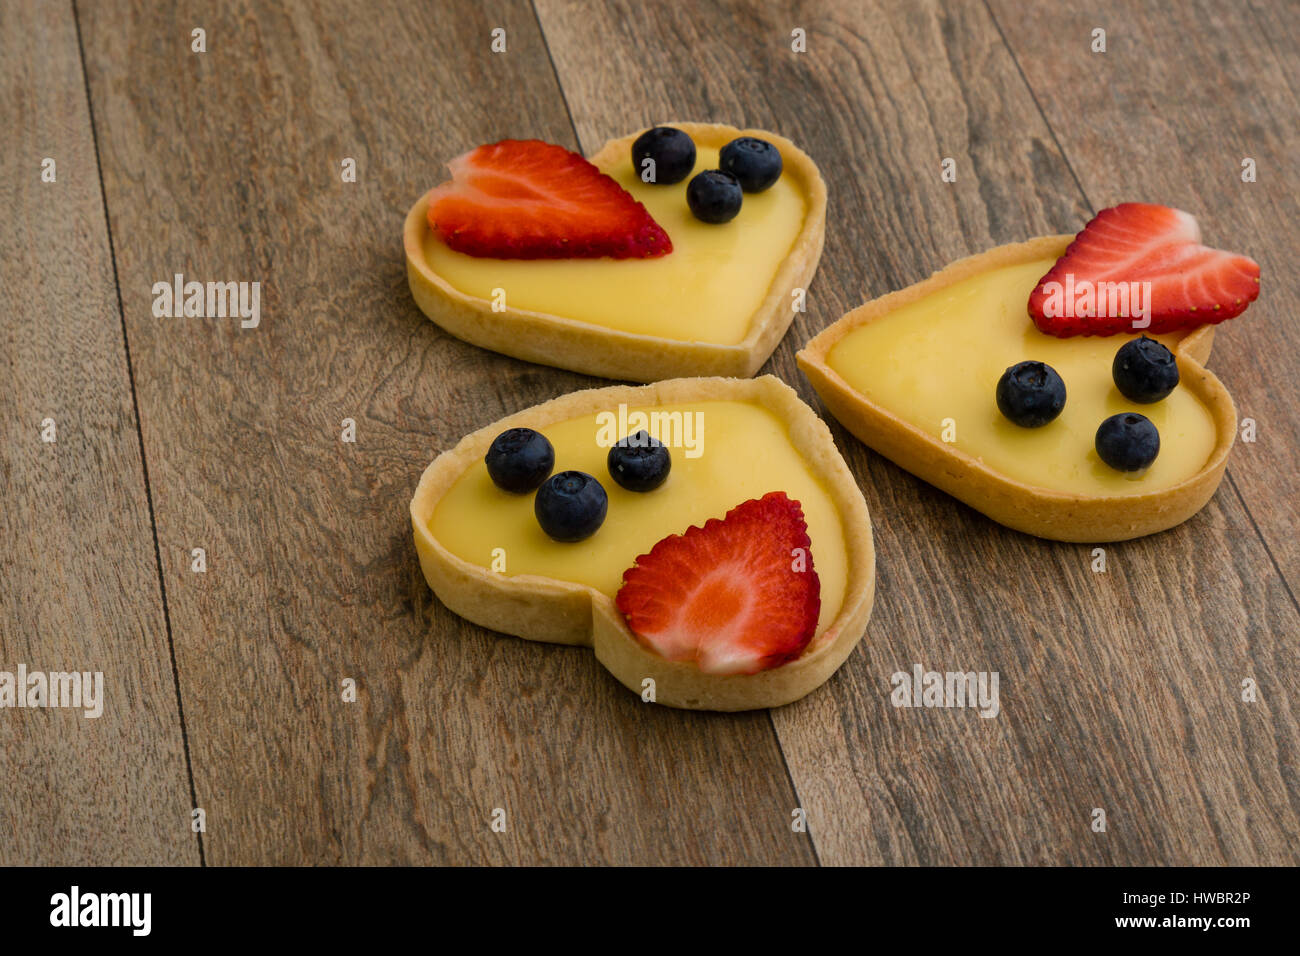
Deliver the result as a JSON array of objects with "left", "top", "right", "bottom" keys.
[
  {"left": 410, "top": 375, "right": 874, "bottom": 710},
  {"left": 799, "top": 205, "right": 1259, "bottom": 542},
  {"left": 404, "top": 123, "right": 827, "bottom": 382}
]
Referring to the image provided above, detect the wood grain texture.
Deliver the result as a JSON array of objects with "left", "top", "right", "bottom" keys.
[
  {"left": 533, "top": 0, "right": 1300, "bottom": 864},
  {"left": 0, "top": 0, "right": 198, "bottom": 865},
  {"left": 9, "top": 0, "right": 1295, "bottom": 866},
  {"left": 76, "top": 0, "right": 810, "bottom": 865},
  {"left": 984, "top": 0, "right": 1300, "bottom": 862}
]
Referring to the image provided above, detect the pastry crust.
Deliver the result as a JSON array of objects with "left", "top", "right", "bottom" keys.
[
  {"left": 404, "top": 123, "right": 827, "bottom": 382},
  {"left": 410, "top": 375, "right": 874, "bottom": 711},
  {"left": 797, "top": 236, "right": 1237, "bottom": 542}
]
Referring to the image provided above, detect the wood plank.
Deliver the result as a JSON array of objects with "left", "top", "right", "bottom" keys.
[
  {"left": 987, "top": 0, "right": 1300, "bottom": 592},
  {"left": 0, "top": 0, "right": 198, "bottom": 865},
  {"left": 76, "top": 0, "right": 810, "bottom": 864},
  {"left": 534, "top": 0, "right": 1300, "bottom": 864}
]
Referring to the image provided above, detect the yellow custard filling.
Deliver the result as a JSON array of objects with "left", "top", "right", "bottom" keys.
[
  {"left": 422, "top": 145, "right": 807, "bottom": 345},
  {"left": 826, "top": 257, "right": 1217, "bottom": 496},
  {"left": 431, "top": 400, "right": 846, "bottom": 635}
]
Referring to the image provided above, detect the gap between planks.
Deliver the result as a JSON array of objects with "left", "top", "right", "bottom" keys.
[{"left": 69, "top": 0, "right": 207, "bottom": 867}]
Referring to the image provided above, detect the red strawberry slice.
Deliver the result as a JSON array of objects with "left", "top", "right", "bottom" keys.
[
  {"left": 1028, "top": 203, "right": 1260, "bottom": 336},
  {"left": 615, "top": 492, "right": 820, "bottom": 675},
  {"left": 426, "top": 139, "right": 672, "bottom": 260}
]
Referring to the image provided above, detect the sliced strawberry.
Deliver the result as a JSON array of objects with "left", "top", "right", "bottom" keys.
[
  {"left": 615, "top": 492, "right": 820, "bottom": 675},
  {"left": 426, "top": 139, "right": 671, "bottom": 260},
  {"left": 1028, "top": 203, "right": 1261, "bottom": 336}
]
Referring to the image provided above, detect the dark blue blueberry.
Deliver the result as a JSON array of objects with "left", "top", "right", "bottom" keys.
[
  {"left": 607, "top": 430, "right": 671, "bottom": 492},
  {"left": 996, "top": 361, "right": 1067, "bottom": 428},
  {"left": 485, "top": 428, "right": 554, "bottom": 493},
  {"left": 535, "top": 471, "right": 608, "bottom": 542},
  {"left": 686, "top": 170, "right": 743, "bottom": 224},
  {"left": 631, "top": 127, "right": 696, "bottom": 185},
  {"left": 1095, "top": 413, "right": 1160, "bottom": 472},
  {"left": 718, "top": 137, "right": 783, "bottom": 192},
  {"left": 1113, "top": 336, "right": 1180, "bottom": 404}
]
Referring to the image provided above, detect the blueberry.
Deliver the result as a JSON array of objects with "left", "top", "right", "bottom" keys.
[
  {"left": 719, "top": 137, "right": 783, "bottom": 192},
  {"left": 1095, "top": 413, "right": 1161, "bottom": 472},
  {"left": 607, "top": 430, "right": 671, "bottom": 492},
  {"left": 631, "top": 127, "right": 696, "bottom": 185},
  {"left": 485, "top": 428, "right": 554, "bottom": 493},
  {"left": 1113, "top": 336, "right": 1179, "bottom": 404},
  {"left": 686, "top": 170, "right": 743, "bottom": 224},
  {"left": 535, "top": 471, "right": 608, "bottom": 542},
  {"left": 996, "top": 361, "right": 1067, "bottom": 428}
]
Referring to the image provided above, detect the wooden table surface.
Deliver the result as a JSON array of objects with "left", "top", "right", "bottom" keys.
[{"left": 4, "top": 0, "right": 1297, "bottom": 866}]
